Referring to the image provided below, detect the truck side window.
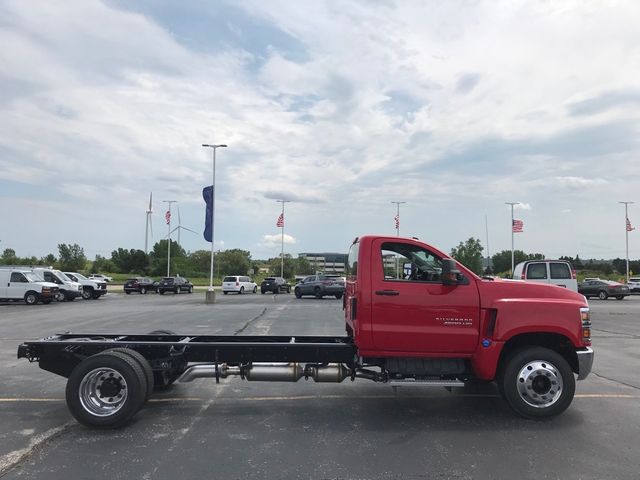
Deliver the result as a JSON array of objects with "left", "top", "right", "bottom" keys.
[
  {"left": 550, "top": 263, "right": 571, "bottom": 279},
  {"left": 10, "top": 272, "right": 27, "bottom": 283},
  {"left": 381, "top": 242, "right": 443, "bottom": 283}
]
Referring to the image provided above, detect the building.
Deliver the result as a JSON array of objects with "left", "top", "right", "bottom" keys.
[{"left": 298, "top": 252, "right": 348, "bottom": 274}]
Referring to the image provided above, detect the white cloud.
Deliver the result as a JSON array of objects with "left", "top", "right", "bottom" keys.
[
  {"left": 514, "top": 203, "right": 532, "bottom": 211},
  {"left": 261, "top": 234, "right": 297, "bottom": 249}
]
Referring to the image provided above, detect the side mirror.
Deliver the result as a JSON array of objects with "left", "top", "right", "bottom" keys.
[{"left": 441, "top": 259, "right": 462, "bottom": 286}]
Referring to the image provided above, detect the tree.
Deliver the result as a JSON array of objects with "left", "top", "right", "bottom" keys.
[
  {"left": 149, "top": 240, "right": 187, "bottom": 276},
  {"left": 92, "top": 254, "right": 115, "bottom": 274},
  {"left": 216, "top": 249, "right": 252, "bottom": 277},
  {"left": 491, "top": 250, "right": 545, "bottom": 275},
  {"left": 57, "top": 244, "right": 86, "bottom": 271},
  {"left": 294, "top": 256, "right": 313, "bottom": 275},
  {"left": 450, "top": 238, "right": 484, "bottom": 274},
  {"left": 268, "top": 254, "right": 295, "bottom": 278},
  {"left": 1, "top": 248, "right": 17, "bottom": 264}
]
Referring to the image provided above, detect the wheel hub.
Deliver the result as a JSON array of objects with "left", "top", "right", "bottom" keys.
[
  {"left": 516, "top": 360, "right": 563, "bottom": 408},
  {"left": 79, "top": 367, "right": 128, "bottom": 416}
]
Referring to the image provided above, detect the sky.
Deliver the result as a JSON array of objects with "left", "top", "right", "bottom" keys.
[{"left": 1, "top": 0, "right": 639, "bottom": 261}]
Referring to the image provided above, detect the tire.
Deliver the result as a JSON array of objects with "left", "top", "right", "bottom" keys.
[
  {"left": 314, "top": 287, "right": 322, "bottom": 299},
  {"left": 335, "top": 293, "right": 343, "bottom": 299},
  {"left": 92, "top": 292, "right": 101, "bottom": 299},
  {"left": 615, "top": 295, "right": 625, "bottom": 300},
  {"left": 598, "top": 291, "right": 608, "bottom": 300},
  {"left": 188, "top": 286, "right": 193, "bottom": 294},
  {"left": 223, "top": 291, "right": 228, "bottom": 295},
  {"left": 159, "top": 290, "right": 165, "bottom": 295},
  {"left": 103, "top": 348, "right": 155, "bottom": 401},
  {"left": 175, "top": 287, "right": 179, "bottom": 294},
  {"left": 56, "top": 291, "right": 66, "bottom": 302},
  {"left": 65, "top": 351, "right": 147, "bottom": 428},
  {"left": 294, "top": 288, "right": 302, "bottom": 299},
  {"left": 252, "top": 286, "right": 257, "bottom": 294},
  {"left": 82, "top": 289, "right": 93, "bottom": 300},
  {"left": 125, "top": 291, "right": 131, "bottom": 295},
  {"left": 261, "top": 290, "right": 265, "bottom": 294},
  {"left": 141, "top": 287, "right": 147, "bottom": 295},
  {"left": 499, "top": 346, "right": 575, "bottom": 418},
  {"left": 24, "top": 292, "right": 39, "bottom": 305},
  {"left": 239, "top": 287, "right": 244, "bottom": 294}
]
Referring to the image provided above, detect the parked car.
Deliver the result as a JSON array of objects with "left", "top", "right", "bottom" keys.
[
  {"left": 124, "top": 277, "right": 158, "bottom": 294},
  {"left": 578, "top": 279, "right": 630, "bottom": 300},
  {"left": 31, "top": 268, "right": 83, "bottom": 302},
  {"left": 294, "top": 274, "right": 345, "bottom": 299},
  {"left": 157, "top": 277, "right": 193, "bottom": 294},
  {"left": 64, "top": 272, "right": 108, "bottom": 300},
  {"left": 260, "top": 277, "right": 291, "bottom": 294},
  {"left": 626, "top": 277, "right": 640, "bottom": 293},
  {"left": 222, "top": 276, "right": 257, "bottom": 294},
  {"left": 0, "top": 268, "right": 59, "bottom": 304},
  {"left": 513, "top": 260, "right": 578, "bottom": 291},
  {"left": 88, "top": 274, "right": 113, "bottom": 283}
]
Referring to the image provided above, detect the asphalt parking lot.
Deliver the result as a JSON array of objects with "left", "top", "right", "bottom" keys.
[{"left": 1, "top": 291, "right": 639, "bottom": 479}]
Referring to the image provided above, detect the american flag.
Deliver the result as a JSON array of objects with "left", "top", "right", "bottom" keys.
[
  {"left": 627, "top": 218, "right": 635, "bottom": 232},
  {"left": 276, "top": 213, "right": 284, "bottom": 228},
  {"left": 394, "top": 214, "right": 399, "bottom": 230},
  {"left": 512, "top": 219, "right": 523, "bottom": 233},
  {"left": 165, "top": 210, "right": 171, "bottom": 225}
]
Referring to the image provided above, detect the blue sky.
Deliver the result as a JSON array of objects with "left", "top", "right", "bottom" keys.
[{"left": 0, "top": 0, "right": 639, "bottom": 261}]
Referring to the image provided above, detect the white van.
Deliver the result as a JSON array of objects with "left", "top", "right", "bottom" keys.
[
  {"left": 513, "top": 260, "right": 578, "bottom": 291},
  {"left": 222, "top": 276, "right": 258, "bottom": 294},
  {"left": 32, "top": 268, "right": 83, "bottom": 302},
  {"left": 0, "top": 269, "right": 59, "bottom": 304}
]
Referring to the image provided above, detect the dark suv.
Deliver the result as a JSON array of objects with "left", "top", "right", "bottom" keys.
[
  {"left": 260, "top": 277, "right": 291, "bottom": 294},
  {"left": 157, "top": 277, "right": 193, "bottom": 295},
  {"left": 294, "top": 274, "right": 345, "bottom": 299},
  {"left": 124, "top": 277, "right": 157, "bottom": 294}
]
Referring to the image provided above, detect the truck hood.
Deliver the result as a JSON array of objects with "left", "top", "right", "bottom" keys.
[
  {"left": 35, "top": 282, "right": 59, "bottom": 288},
  {"left": 477, "top": 277, "right": 587, "bottom": 308}
]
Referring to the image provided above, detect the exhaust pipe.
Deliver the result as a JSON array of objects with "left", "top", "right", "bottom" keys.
[{"left": 179, "top": 363, "right": 350, "bottom": 383}]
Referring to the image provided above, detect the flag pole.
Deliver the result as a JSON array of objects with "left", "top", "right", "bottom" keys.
[
  {"left": 391, "top": 201, "right": 406, "bottom": 278},
  {"left": 485, "top": 214, "right": 491, "bottom": 273},
  {"left": 162, "top": 200, "right": 177, "bottom": 277},
  {"left": 505, "top": 202, "right": 520, "bottom": 277},
  {"left": 277, "top": 200, "right": 291, "bottom": 278},
  {"left": 619, "top": 201, "right": 634, "bottom": 282}
]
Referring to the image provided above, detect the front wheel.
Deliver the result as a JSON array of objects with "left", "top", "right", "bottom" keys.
[
  {"left": 239, "top": 287, "right": 244, "bottom": 294},
  {"left": 294, "top": 288, "right": 302, "bottom": 299},
  {"left": 24, "top": 292, "right": 39, "bottom": 305},
  {"left": 499, "top": 346, "right": 575, "bottom": 418},
  {"left": 314, "top": 287, "right": 322, "bottom": 299},
  {"left": 82, "top": 289, "right": 93, "bottom": 300},
  {"left": 598, "top": 291, "right": 608, "bottom": 300},
  {"left": 56, "top": 291, "right": 66, "bottom": 302},
  {"left": 188, "top": 286, "right": 193, "bottom": 294},
  {"left": 252, "top": 286, "right": 257, "bottom": 294},
  {"left": 141, "top": 287, "right": 147, "bottom": 295}
]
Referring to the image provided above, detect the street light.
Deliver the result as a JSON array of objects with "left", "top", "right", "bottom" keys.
[{"left": 202, "top": 144, "right": 227, "bottom": 301}]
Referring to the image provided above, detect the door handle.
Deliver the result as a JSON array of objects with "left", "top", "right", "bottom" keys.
[{"left": 375, "top": 290, "right": 399, "bottom": 296}]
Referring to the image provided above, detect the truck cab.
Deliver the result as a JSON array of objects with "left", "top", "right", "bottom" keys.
[{"left": 345, "top": 235, "right": 593, "bottom": 418}]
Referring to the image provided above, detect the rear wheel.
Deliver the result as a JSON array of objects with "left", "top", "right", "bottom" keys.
[
  {"left": 24, "top": 292, "right": 39, "bottom": 305},
  {"left": 294, "top": 288, "right": 302, "bottom": 299},
  {"left": 615, "top": 295, "right": 625, "bottom": 300},
  {"left": 252, "top": 286, "right": 257, "bottom": 294},
  {"left": 499, "top": 346, "right": 575, "bottom": 418},
  {"left": 141, "top": 287, "right": 147, "bottom": 295},
  {"left": 102, "top": 348, "right": 155, "bottom": 401},
  {"left": 314, "top": 287, "right": 322, "bottom": 299},
  {"left": 65, "top": 351, "right": 147, "bottom": 428},
  {"left": 56, "top": 291, "right": 66, "bottom": 302},
  {"left": 598, "top": 291, "right": 608, "bottom": 300}
]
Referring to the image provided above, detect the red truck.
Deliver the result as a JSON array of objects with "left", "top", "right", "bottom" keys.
[{"left": 17, "top": 235, "right": 593, "bottom": 428}]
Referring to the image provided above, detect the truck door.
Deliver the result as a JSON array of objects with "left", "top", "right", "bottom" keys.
[
  {"left": 370, "top": 239, "right": 480, "bottom": 354},
  {"left": 7, "top": 272, "right": 29, "bottom": 299}
]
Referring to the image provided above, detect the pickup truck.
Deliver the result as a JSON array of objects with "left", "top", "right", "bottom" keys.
[{"left": 17, "top": 235, "right": 593, "bottom": 428}]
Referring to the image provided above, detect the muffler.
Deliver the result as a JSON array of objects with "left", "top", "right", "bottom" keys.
[{"left": 179, "top": 362, "right": 350, "bottom": 383}]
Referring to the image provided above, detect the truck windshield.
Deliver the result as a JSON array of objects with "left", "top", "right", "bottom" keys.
[{"left": 24, "top": 272, "right": 42, "bottom": 282}]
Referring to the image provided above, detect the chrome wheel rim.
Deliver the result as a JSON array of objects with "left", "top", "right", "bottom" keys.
[
  {"left": 517, "top": 360, "right": 563, "bottom": 408},
  {"left": 79, "top": 367, "right": 128, "bottom": 416}
]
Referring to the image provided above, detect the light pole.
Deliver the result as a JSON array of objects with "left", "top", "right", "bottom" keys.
[
  {"left": 162, "top": 200, "right": 177, "bottom": 277},
  {"left": 619, "top": 201, "right": 635, "bottom": 283},
  {"left": 505, "top": 202, "right": 520, "bottom": 276},
  {"left": 202, "top": 144, "right": 227, "bottom": 300}
]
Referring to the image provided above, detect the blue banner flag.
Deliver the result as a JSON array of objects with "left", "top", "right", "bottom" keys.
[{"left": 202, "top": 185, "right": 213, "bottom": 242}]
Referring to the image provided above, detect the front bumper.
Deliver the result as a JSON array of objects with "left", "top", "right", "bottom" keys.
[{"left": 576, "top": 347, "right": 594, "bottom": 380}]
